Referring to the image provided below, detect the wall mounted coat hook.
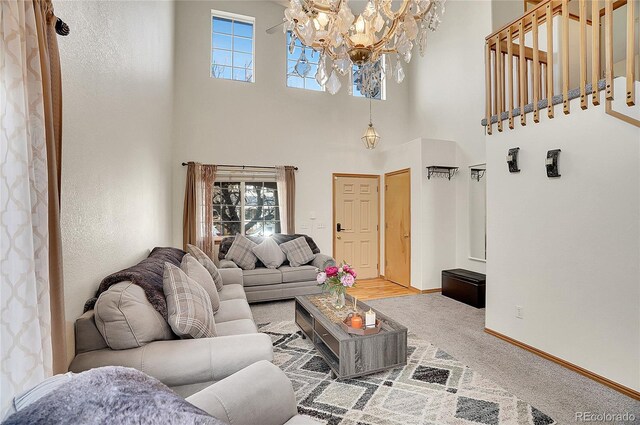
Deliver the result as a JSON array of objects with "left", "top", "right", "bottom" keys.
[
  {"left": 55, "top": 18, "right": 70, "bottom": 36},
  {"left": 546, "top": 149, "right": 561, "bottom": 178},
  {"left": 507, "top": 148, "right": 520, "bottom": 173}
]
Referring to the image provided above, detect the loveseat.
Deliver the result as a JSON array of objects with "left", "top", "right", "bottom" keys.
[
  {"left": 69, "top": 265, "right": 273, "bottom": 397},
  {"left": 218, "top": 234, "right": 335, "bottom": 303}
]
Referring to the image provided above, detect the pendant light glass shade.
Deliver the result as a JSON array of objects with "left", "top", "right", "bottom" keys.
[{"left": 361, "top": 123, "right": 380, "bottom": 150}]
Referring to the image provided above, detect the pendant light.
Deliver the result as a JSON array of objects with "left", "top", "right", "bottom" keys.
[{"left": 361, "top": 97, "right": 380, "bottom": 150}]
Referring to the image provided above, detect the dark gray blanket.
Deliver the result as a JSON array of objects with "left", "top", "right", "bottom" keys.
[
  {"left": 83, "top": 247, "right": 185, "bottom": 320},
  {"left": 3, "top": 366, "right": 224, "bottom": 425}
]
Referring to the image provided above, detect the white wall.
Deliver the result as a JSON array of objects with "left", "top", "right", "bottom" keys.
[
  {"left": 377, "top": 138, "right": 457, "bottom": 290},
  {"left": 56, "top": 0, "right": 175, "bottom": 361},
  {"left": 171, "top": 0, "right": 412, "bottom": 254},
  {"left": 408, "top": 0, "right": 492, "bottom": 275},
  {"left": 486, "top": 79, "right": 640, "bottom": 391}
]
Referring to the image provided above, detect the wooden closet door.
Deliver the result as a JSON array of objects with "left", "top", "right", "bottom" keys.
[{"left": 384, "top": 169, "right": 411, "bottom": 287}]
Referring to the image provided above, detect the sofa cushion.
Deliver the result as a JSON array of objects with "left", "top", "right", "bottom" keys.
[
  {"left": 225, "top": 234, "right": 258, "bottom": 270},
  {"left": 163, "top": 263, "right": 217, "bottom": 338},
  {"left": 218, "top": 234, "right": 321, "bottom": 263},
  {"left": 251, "top": 237, "right": 286, "bottom": 269},
  {"left": 279, "top": 265, "right": 318, "bottom": 283},
  {"left": 94, "top": 282, "right": 174, "bottom": 350},
  {"left": 187, "top": 244, "right": 223, "bottom": 291},
  {"left": 242, "top": 268, "right": 282, "bottom": 287},
  {"left": 215, "top": 319, "right": 258, "bottom": 336},
  {"left": 214, "top": 299, "right": 254, "bottom": 323},
  {"left": 181, "top": 254, "right": 220, "bottom": 313},
  {"left": 218, "top": 284, "right": 247, "bottom": 301},
  {"left": 279, "top": 237, "right": 316, "bottom": 267}
]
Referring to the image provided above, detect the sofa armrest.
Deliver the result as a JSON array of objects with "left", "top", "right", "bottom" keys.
[
  {"left": 219, "top": 259, "right": 238, "bottom": 269},
  {"left": 218, "top": 268, "right": 243, "bottom": 286},
  {"left": 186, "top": 360, "right": 298, "bottom": 425},
  {"left": 311, "top": 254, "right": 336, "bottom": 270},
  {"left": 69, "top": 333, "right": 272, "bottom": 388}
]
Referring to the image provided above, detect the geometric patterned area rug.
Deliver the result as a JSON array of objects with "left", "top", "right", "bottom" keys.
[{"left": 259, "top": 322, "right": 557, "bottom": 425}]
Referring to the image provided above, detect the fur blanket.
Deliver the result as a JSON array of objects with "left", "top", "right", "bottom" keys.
[
  {"left": 3, "top": 366, "right": 223, "bottom": 425},
  {"left": 83, "top": 247, "right": 185, "bottom": 320}
]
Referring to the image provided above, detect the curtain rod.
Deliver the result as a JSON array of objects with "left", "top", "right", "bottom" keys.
[{"left": 181, "top": 162, "right": 298, "bottom": 171}]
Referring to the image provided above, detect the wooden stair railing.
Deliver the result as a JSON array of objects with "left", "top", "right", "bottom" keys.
[{"left": 484, "top": 0, "right": 639, "bottom": 135}]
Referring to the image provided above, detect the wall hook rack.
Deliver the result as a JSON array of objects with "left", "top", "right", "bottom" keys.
[
  {"left": 426, "top": 166, "right": 459, "bottom": 180},
  {"left": 470, "top": 168, "right": 486, "bottom": 181}
]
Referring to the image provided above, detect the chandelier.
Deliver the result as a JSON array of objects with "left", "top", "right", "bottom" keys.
[{"left": 284, "top": 0, "right": 447, "bottom": 97}]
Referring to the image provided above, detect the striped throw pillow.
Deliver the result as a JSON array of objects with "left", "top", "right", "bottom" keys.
[
  {"left": 186, "top": 244, "right": 223, "bottom": 291},
  {"left": 225, "top": 234, "right": 258, "bottom": 270},
  {"left": 163, "top": 263, "right": 216, "bottom": 339}
]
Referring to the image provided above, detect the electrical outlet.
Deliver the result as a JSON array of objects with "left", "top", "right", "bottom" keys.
[
  {"left": 317, "top": 223, "right": 325, "bottom": 229},
  {"left": 515, "top": 305, "right": 524, "bottom": 319},
  {"left": 300, "top": 223, "right": 309, "bottom": 230}
]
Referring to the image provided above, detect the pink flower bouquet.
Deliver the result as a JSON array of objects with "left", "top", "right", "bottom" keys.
[{"left": 316, "top": 262, "right": 357, "bottom": 296}]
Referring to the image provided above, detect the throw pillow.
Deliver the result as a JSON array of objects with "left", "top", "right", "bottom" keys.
[
  {"left": 225, "top": 234, "right": 258, "bottom": 270},
  {"left": 279, "top": 236, "right": 316, "bottom": 267},
  {"left": 186, "top": 244, "right": 224, "bottom": 291},
  {"left": 163, "top": 263, "right": 217, "bottom": 338},
  {"left": 181, "top": 254, "right": 221, "bottom": 313},
  {"left": 251, "top": 237, "right": 286, "bottom": 269}
]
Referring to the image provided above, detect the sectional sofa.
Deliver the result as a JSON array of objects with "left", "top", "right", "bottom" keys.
[{"left": 70, "top": 266, "right": 272, "bottom": 397}]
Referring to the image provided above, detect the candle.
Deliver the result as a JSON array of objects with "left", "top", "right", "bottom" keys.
[
  {"left": 365, "top": 309, "right": 376, "bottom": 328},
  {"left": 351, "top": 314, "right": 363, "bottom": 329}
]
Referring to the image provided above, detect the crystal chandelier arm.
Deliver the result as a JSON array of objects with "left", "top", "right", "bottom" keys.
[
  {"left": 371, "top": 0, "right": 410, "bottom": 51},
  {"left": 371, "top": 0, "right": 433, "bottom": 52}
]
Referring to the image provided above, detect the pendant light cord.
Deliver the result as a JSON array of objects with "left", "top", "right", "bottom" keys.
[{"left": 369, "top": 96, "right": 373, "bottom": 125}]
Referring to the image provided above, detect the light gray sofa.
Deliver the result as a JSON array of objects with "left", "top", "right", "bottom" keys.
[
  {"left": 218, "top": 234, "right": 335, "bottom": 303},
  {"left": 69, "top": 268, "right": 273, "bottom": 397}
]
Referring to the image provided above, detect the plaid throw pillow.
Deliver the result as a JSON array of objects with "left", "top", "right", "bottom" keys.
[
  {"left": 186, "top": 244, "right": 223, "bottom": 291},
  {"left": 225, "top": 234, "right": 258, "bottom": 270},
  {"left": 163, "top": 263, "right": 216, "bottom": 339},
  {"left": 181, "top": 254, "right": 220, "bottom": 313},
  {"left": 279, "top": 237, "right": 316, "bottom": 267}
]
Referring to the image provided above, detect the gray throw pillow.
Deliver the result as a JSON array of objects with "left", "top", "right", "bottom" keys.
[
  {"left": 225, "top": 234, "right": 258, "bottom": 270},
  {"left": 181, "top": 254, "right": 221, "bottom": 313},
  {"left": 252, "top": 237, "right": 286, "bottom": 269},
  {"left": 279, "top": 236, "right": 316, "bottom": 267},
  {"left": 163, "top": 263, "right": 217, "bottom": 339},
  {"left": 186, "top": 244, "right": 224, "bottom": 291}
]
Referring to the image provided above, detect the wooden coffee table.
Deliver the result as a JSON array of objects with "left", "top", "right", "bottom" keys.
[{"left": 294, "top": 293, "right": 407, "bottom": 379}]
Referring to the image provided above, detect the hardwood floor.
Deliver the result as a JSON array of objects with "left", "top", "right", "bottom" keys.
[{"left": 347, "top": 277, "right": 419, "bottom": 301}]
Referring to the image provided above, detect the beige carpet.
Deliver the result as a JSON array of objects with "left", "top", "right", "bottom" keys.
[{"left": 250, "top": 294, "right": 640, "bottom": 424}]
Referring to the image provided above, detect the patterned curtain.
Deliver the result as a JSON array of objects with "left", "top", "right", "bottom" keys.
[
  {"left": 183, "top": 163, "right": 216, "bottom": 258},
  {"left": 1, "top": 0, "right": 55, "bottom": 415}
]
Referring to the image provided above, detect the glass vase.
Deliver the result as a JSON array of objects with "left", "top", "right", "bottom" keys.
[{"left": 334, "top": 291, "right": 346, "bottom": 310}]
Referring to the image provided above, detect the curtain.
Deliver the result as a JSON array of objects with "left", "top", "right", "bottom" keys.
[
  {"left": 276, "top": 166, "right": 296, "bottom": 234},
  {"left": 275, "top": 166, "right": 288, "bottom": 233},
  {"left": 199, "top": 165, "right": 217, "bottom": 258},
  {"left": 183, "top": 162, "right": 200, "bottom": 250},
  {"left": 33, "top": 0, "right": 65, "bottom": 376},
  {"left": 183, "top": 163, "right": 216, "bottom": 258},
  {"left": 0, "top": 0, "right": 63, "bottom": 415}
]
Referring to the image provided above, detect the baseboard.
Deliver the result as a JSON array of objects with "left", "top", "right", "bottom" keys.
[
  {"left": 420, "top": 288, "right": 442, "bottom": 294},
  {"left": 484, "top": 328, "right": 640, "bottom": 401}
]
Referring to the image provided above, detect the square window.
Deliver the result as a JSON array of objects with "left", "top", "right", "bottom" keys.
[{"left": 211, "top": 11, "right": 254, "bottom": 82}]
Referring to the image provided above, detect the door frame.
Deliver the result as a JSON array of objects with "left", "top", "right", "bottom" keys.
[
  {"left": 384, "top": 168, "right": 411, "bottom": 287},
  {"left": 332, "top": 173, "right": 381, "bottom": 278}
]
